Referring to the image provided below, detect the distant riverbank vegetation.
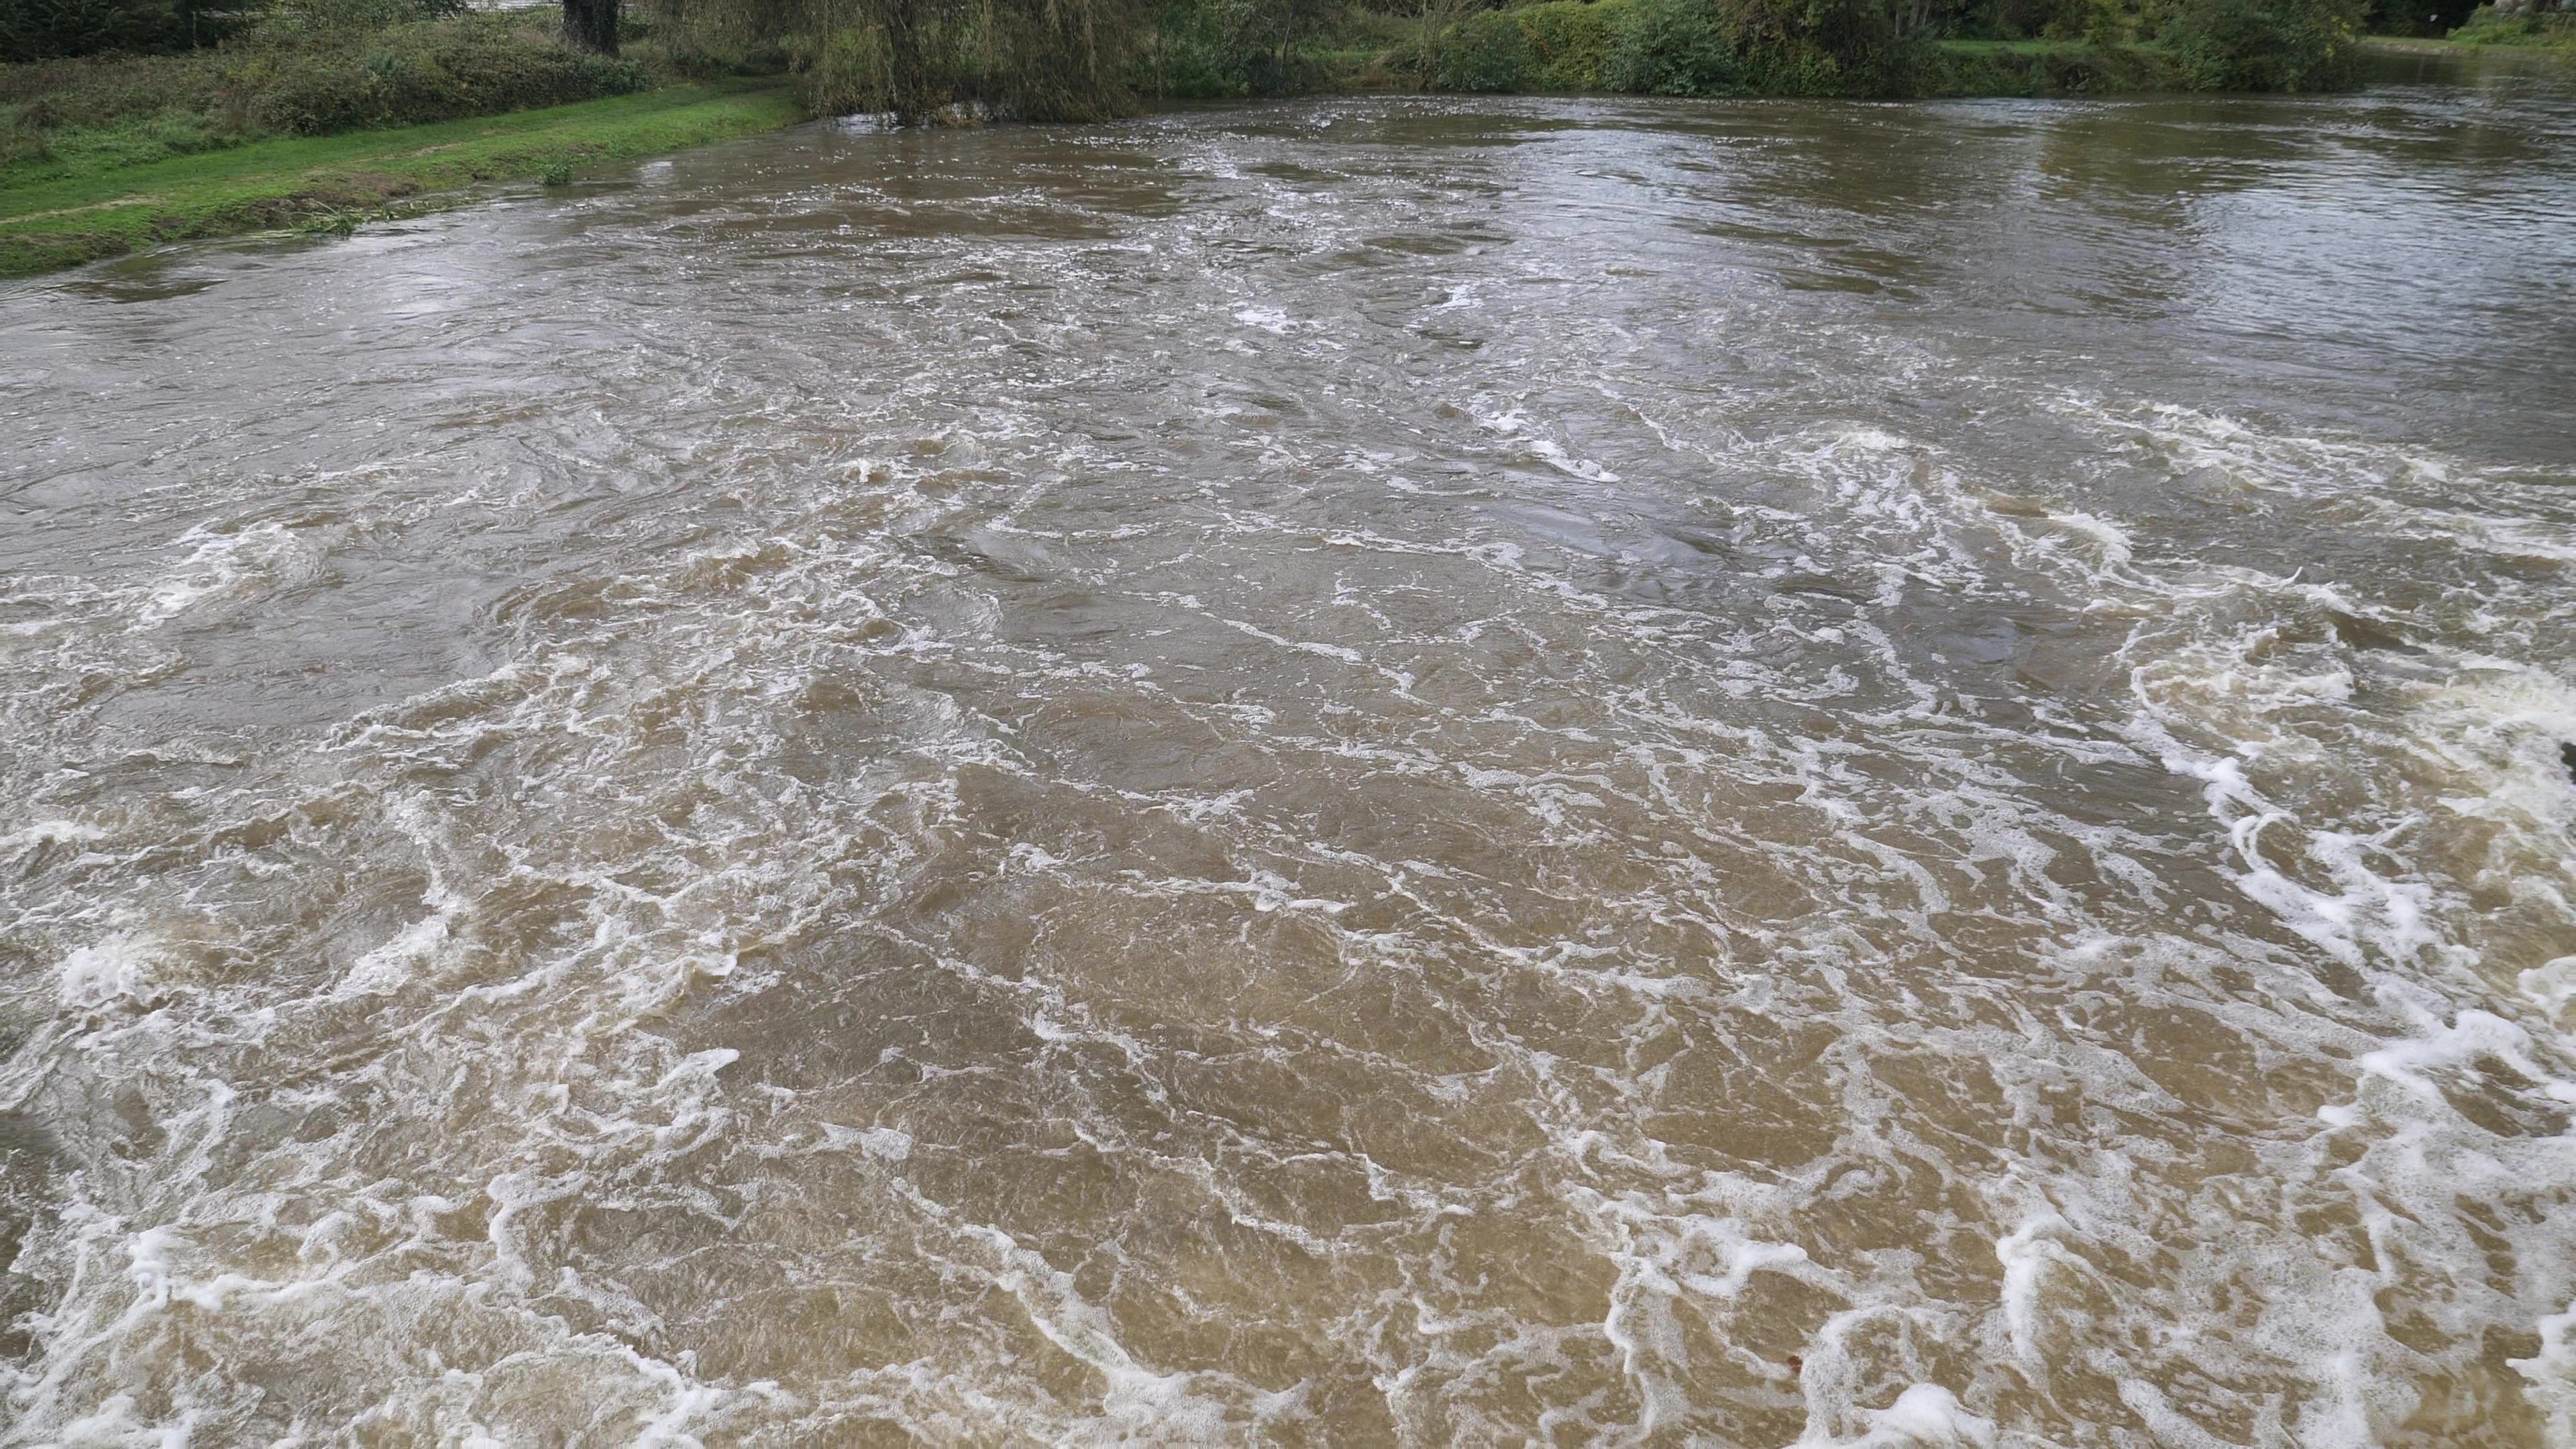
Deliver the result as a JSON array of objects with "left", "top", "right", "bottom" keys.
[
  {"left": 755, "top": 0, "right": 2377, "bottom": 115},
  {"left": 2443, "top": 1, "right": 2576, "bottom": 52},
  {"left": 0, "top": 0, "right": 2532, "bottom": 197}
]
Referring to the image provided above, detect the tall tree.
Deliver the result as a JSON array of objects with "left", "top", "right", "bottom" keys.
[{"left": 566, "top": 0, "right": 617, "bottom": 52}]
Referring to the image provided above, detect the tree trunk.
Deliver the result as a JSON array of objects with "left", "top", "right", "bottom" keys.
[{"left": 564, "top": 0, "right": 619, "bottom": 55}]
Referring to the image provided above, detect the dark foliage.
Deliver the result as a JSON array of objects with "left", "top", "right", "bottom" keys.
[
  {"left": 1603, "top": 0, "right": 1737, "bottom": 92},
  {"left": 1, "top": 0, "right": 219, "bottom": 62},
  {"left": 566, "top": 0, "right": 619, "bottom": 54},
  {"left": 2363, "top": 0, "right": 2477, "bottom": 34},
  {"left": 2155, "top": 0, "right": 2365, "bottom": 87},
  {"left": 2, "top": 7, "right": 649, "bottom": 180},
  {"left": 230, "top": 19, "right": 647, "bottom": 133}
]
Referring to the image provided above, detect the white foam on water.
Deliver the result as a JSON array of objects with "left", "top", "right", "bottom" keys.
[
  {"left": 1232, "top": 305, "right": 1300, "bottom": 335},
  {"left": 1802, "top": 1383, "right": 1996, "bottom": 1448},
  {"left": 2514, "top": 1299, "right": 2576, "bottom": 1444},
  {"left": 6, "top": 103, "right": 2576, "bottom": 1447},
  {"left": 1470, "top": 399, "right": 1624, "bottom": 483},
  {"left": 0, "top": 820, "right": 105, "bottom": 864},
  {"left": 129, "top": 522, "right": 318, "bottom": 630},
  {"left": 54, "top": 936, "right": 154, "bottom": 1010}
]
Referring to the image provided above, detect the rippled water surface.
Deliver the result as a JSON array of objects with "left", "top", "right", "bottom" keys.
[{"left": 6, "top": 76, "right": 2576, "bottom": 1446}]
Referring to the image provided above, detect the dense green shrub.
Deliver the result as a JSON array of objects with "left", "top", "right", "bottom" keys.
[
  {"left": 2155, "top": 0, "right": 2364, "bottom": 87},
  {"left": 1519, "top": 0, "right": 1628, "bottom": 86},
  {"left": 1130, "top": 0, "right": 1243, "bottom": 95},
  {"left": 1, "top": 0, "right": 206, "bottom": 62},
  {"left": 2449, "top": 1, "right": 2576, "bottom": 45},
  {"left": 1403, "top": 0, "right": 2361, "bottom": 96},
  {"left": 1434, "top": 5, "right": 1533, "bottom": 88},
  {"left": 253, "top": 0, "right": 466, "bottom": 36},
  {"left": 1921, "top": 36, "right": 2173, "bottom": 89},
  {"left": 1118, "top": 0, "right": 1332, "bottom": 98},
  {"left": 1431, "top": 0, "right": 1923, "bottom": 97},
  {"left": 1130, "top": 0, "right": 1249, "bottom": 96},
  {"left": 1431, "top": 0, "right": 1719, "bottom": 95},
  {"left": 1601, "top": 0, "right": 1736, "bottom": 90},
  {"left": 229, "top": 19, "right": 648, "bottom": 134},
  {"left": 1729, "top": 0, "right": 1922, "bottom": 91}
]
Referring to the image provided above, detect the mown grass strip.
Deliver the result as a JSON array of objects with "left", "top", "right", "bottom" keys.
[{"left": 0, "top": 78, "right": 800, "bottom": 277}]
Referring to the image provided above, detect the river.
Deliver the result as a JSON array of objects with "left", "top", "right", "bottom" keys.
[{"left": 4, "top": 72, "right": 2575, "bottom": 1446}]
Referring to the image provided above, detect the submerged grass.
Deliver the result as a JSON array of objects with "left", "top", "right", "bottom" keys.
[{"left": 0, "top": 78, "right": 797, "bottom": 275}]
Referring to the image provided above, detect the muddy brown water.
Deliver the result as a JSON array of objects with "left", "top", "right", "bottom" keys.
[{"left": 4, "top": 76, "right": 2576, "bottom": 1446}]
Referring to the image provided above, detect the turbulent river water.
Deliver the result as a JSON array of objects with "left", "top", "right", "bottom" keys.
[{"left": 4, "top": 73, "right": 2576, "bottom": 1447}]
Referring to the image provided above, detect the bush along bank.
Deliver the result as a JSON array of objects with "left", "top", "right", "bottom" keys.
[
  {"left": 657, "top": 0, "right": 2367, "bottom": 124},
  {"left": 2446, "top": 1, "right": 2576, "bottom": 58},
  {"left": 1390, "top": 0, "right": 2364, "bottom": 99},
  {"left": 5, "top": 0, "right": 2377, "bottom": 175}
]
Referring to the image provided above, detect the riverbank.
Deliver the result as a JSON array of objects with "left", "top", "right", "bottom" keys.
[
  {"left": 0, "top": 44, "right": 2145, "bottom": 280},
  {"left": 9, "top": 23, "right": 2556, "bottom": 280},
  {"left": 2360, "top": 32, "right": 2576, "bottom": 82},
  {"left": 0, "top": 79, "right": 797, "bottom": 276}
]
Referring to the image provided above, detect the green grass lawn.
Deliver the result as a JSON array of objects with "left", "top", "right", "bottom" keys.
[{"left": 0, "top": 78, "right": 800, "bottom": 278}]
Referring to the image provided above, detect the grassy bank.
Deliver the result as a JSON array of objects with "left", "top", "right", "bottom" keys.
[
  {"left": 2448, "top": 5, "right": 2576, "bottom": 61},
  {"left": 0, "top": 78, "right": 796, "bottom": 276},
  {"left": 2359, "top": 30, "right": 2576, "bottom": 75}
]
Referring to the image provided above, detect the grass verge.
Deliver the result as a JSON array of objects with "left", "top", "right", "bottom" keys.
[
  {"left": 0, "top": 77, "right": 798, "bottom": 277},
  {"left": 2359, "top": 30, "right": 2576, "bottom": 73}
]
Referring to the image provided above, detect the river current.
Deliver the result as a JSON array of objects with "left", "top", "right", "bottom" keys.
[{"left": 4, "top": 75, "right": 2575, "bottom": 1446}]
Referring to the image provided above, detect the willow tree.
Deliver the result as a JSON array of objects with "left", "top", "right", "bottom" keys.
[
  {"left": 845, "top": 0, "right": 1144, "bottom": 117},
  {"left": 661, "top": 0, "right": 1144, "bottom": 119}
]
